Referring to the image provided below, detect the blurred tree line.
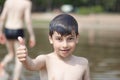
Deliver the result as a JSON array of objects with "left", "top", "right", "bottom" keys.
[{"left": 0, "top": 0, "right": 120, "bottom": 13}]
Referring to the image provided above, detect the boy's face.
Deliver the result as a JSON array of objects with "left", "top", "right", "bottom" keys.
[{"left": 49, "top": 31, "right": 79, "bottom": 58}]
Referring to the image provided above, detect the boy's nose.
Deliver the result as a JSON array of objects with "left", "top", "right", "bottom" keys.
[{"left": 62, "top": 40, "right": 68, "bottom": 48}]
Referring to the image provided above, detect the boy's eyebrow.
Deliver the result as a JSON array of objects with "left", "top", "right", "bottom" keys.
[
  {"left": 63, "top": 34, "right": 76, "bottom": 38},
  {"left": 55, "top": 35, "right": 61, "bottom": 37},
  {"left": 67, "top": 35, "right": 76, "bottom": 37}
]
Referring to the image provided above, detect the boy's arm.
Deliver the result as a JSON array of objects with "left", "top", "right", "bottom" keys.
[
  {"left": 0, "top": 1, "right": 8, "bottom": 33},
  {"left": 24, "top": 1, "right": 36, "bottom": 48},
  {"left": 20, "top": 55, "right": 46, "bottom": 71},
  {"left": 83, "top": 60, "right": 90, "bottom": 80},
  {"left": 17, "top": 37, "right": 46, "bottom": 71},
  {"left": 0, "top": 1, "right": 8, "bottom": 44}
]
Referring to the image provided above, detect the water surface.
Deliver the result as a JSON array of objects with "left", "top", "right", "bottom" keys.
[{"left": 0, "top": 27, "right": 120, "bottom": 80}]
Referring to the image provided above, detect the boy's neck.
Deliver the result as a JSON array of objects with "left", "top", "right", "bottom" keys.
[{"left": 53, "top": 52, "right": 73, "bottom": 62}]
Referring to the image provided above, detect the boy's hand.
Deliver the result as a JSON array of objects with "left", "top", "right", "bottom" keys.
[
  {"left": 29, "top": 37, "right": 36, "bottom": 48},
  {"left": 17, "top": 36, "right": 28, "bottom": 62},
  {"left": 0, "top": 33, "right": 6, "bottom": 45}
]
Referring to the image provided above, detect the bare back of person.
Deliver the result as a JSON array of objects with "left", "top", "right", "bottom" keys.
[
  {"left": 4, "top": 0, "right": 31, "bottom": 29},
  {"left": 0, "top": 0, "right": 36, "bottom": 80}
]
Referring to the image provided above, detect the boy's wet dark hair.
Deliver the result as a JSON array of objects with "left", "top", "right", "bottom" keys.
[{"left": 49, "top": 14, "right": 79, "bottom": 37}]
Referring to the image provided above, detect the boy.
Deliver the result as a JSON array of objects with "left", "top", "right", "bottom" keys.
[
  {"left": 17, "top": 14, "right": 90, "bottom": 80},
  {"left": 0, "top": 0, "right": 36, "bottom": 80}
]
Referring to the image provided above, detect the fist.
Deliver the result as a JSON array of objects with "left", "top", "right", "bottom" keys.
[{"left": 17, "top": 36, "right": 28, "bottom": 62}]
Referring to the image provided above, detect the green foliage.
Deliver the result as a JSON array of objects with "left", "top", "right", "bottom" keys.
[
  {"left": 76, "top": 7, "right": 90, "bottom": 15},
  {"left": 101, "top": 0, "right": 117, "bottom": 11},
  {"left": 91, "top": 6, "right": 104, "bottom": 13},
  {"left": 0, "top": 0, "right": 5, "bottom": 5},
  {"left": 76, "top": 6, "right": 104, "bottom": 15},
  {"left": 0, "top": 0, "right": 119, "bottom": 12}
]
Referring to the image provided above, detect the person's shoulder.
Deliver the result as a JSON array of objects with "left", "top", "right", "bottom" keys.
[
  {"left": 35, "top": 53, "right": 52, "bottom": 60},
  {"left": 36, "top": 54, "right": 47, "bottom": 59},
  {"left": 24, "top": 0, "right": 32, "bottom": 5},
  {"left": 74, "top": 56, "right": 89, "bottom": 65},
  {"left": 3, "top": 0, "right": 10, "bottom": 6}
]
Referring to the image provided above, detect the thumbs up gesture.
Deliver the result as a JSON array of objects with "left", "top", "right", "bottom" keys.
[{"left": 17, "top": 36, "right": 28, "bottom": 62}]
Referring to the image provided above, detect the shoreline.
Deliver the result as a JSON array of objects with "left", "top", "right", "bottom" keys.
[{"left": 32, "top": 12, "right": 120, "bottom": 30}]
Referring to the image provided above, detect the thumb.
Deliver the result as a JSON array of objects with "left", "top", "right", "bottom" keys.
[{"left": 18, "top": 36, "right": 25, "bottom": 46}]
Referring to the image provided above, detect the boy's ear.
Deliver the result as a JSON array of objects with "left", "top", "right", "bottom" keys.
[{"left": 49, "top": 35, "right": 53, "bottom": 44}]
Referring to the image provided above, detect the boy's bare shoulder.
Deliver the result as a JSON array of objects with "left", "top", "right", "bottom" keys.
[
  {"left": 73, "top": 55, "right": 89, "bottom": 65},
  {"left": 24, "top": 0, "right": 32, "bottom": 5},
  {"left": 35, "top": 53, "right": 52, "bottom": 60}
]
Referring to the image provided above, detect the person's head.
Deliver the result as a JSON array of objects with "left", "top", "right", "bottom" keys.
[
  {"left": 49, "top": 14, "right": 79, "bottom": 37},
  {"left": 49, "top": 14, "right": 79, "bottom": 58}
]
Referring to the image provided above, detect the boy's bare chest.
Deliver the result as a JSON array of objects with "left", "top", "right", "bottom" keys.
[{"left": 47, "top": 59, "right": 85, "bottom": 80}]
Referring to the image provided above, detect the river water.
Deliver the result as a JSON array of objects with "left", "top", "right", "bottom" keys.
[{"left": 0, "top": 27, "right": 120, "bottom": 80}]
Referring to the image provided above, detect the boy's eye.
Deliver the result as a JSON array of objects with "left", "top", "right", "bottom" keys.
[
  {"left": 56, "top": 37, "right": 62, "bottom": 41},
  {"left": 68, "top": 37, "right": 74, "bottom": 41}
]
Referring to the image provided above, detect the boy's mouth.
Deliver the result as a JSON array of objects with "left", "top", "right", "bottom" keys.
[{"left": 60, "top": 49, "right": 70, "bottom": 53}]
